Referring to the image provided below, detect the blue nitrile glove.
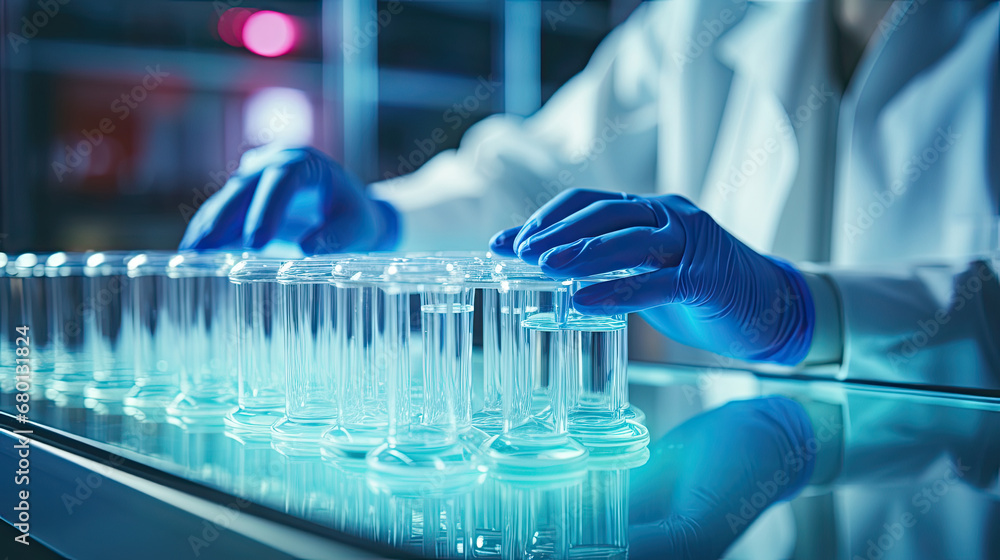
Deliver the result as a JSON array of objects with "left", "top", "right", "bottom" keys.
[
  {"left": 180, "top": 146, "right": 399, "bottom": 254},
  {"left": 489, "top": 188, "right": 815, "bottom": 365},
  {"left": 629, "top": 396, "right": 817, "bottom": 560}
]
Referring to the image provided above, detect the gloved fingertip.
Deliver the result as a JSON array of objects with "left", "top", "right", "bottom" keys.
[
  {"left": 572, "top": 286, "right": 620, "bottom": 316},
  {"left": 512, "top": 221, "right": 537, "bottom": 252},
  {"left": 515, "top": 242, "right": 541, "bottom": 265},
  {"left": 489, "top": 227, "right": 520, "bottom": 257}
]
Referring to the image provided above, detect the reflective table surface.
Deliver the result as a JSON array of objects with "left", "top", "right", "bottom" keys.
[{"left": 2, "top": 362, "right": 998, "bottom": 559}]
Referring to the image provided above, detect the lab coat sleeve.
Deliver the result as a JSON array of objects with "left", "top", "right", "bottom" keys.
[
  {"left": 817, "top": 261, "right": 1000, "bottom": 391},
  {"left": 369, "top": 2, "right": 666, "bottom": 251}
]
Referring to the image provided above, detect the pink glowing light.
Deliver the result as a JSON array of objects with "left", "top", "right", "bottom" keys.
[
  {"left": 218, "top": 8, "right": 256, "bottom": 47},
  {"left": 242, "top": 11, "right": 297, "bottom": 57}
]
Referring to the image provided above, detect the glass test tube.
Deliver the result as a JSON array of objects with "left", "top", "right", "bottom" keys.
[
  {"left": 44, "top": 252, "right": 92, "bottom": 401},
  {"left": 365, "top": 259, "right": 486, "bottom": 489},
  {"left": 12, "top": 254, "right": 52, "bottom": 399},
  {"left": 273, "top": 259, "right": 338, "bottom": 453},
  {"left": 166, "top": 252, "right": 241, "bottom": 422},
  {"left": 225, "top": 258, "right": 287, "bottom": 434},
  {"left": 124, "top": 252, "right": 182, "bottom": 413},
  {"left": 322, "top": 259, "right": 394, "bottom": 458},
  {"left": 419, "top": 252, "right": 501, "bottom": 438},
  {"left": 473, "top": 285, "right": 504, "bottom": 435},
  {"left": 1, "top": 253, "right": 15, "bottom": 397},
  {"left": 484, "top": 278, "right": 589, "bottom": 479},
  {"left": 465, "top": 254, "right": 516, "bottom": 437},
  {"left": 562, "top": 280, "right": 648, "bottom": 456},
  {"left": 83, "top": 251, "right": 137, "bottom": 402}
]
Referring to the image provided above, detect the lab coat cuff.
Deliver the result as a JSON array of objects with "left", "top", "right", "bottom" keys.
[{"left": 800, "top": 271, "right": 844, "bottom": 366}]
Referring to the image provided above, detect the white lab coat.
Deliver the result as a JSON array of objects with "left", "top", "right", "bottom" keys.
[{"left": 372, "top": 0, "right": 1000, "bottom": 390}]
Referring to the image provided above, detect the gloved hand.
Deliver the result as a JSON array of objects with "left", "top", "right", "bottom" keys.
[
  {"left": 629, "top": 396, "right": 817, "bottom": 560},
  {"left": 489, "top": 188, "right": 814, "bottom": 365},
  {"left": 180, "top": 146, "right": 399, "bottom": 254}
]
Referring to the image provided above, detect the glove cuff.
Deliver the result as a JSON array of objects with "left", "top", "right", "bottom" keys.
[
  {"left": 762, "top": 396, "right": 817, "bottom": 501},
  {"left": 763, "top": 257, "right": 816, "bottom": 366}
]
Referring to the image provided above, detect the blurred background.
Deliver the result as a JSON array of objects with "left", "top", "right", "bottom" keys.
[{"left": 0, "top": 0, "right": 643, "bottom": 253}]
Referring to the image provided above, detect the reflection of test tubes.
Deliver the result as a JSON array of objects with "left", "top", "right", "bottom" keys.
[
  {"left": 472, "top": 476, "right": 504, "bottom": 558},
  {"left": 375, "top": 480, "right": 477, "bottom": 559},
  {"left": 44, "top": 252, "right": 92, "bottom": 400},
  {"left": 168, "top": 421, "right": 236, "bottom": 489},
  {"left": 364, "top": 259, "right": 486, "bottom": 489},
  {"left": 485, "top": 277, "right": 589, "bottom": 479},
  {"left": 226, "top": 430, "right": 287, "bottom": 510},
  {"left": 166, "top": 252, "right": 241, "bottom": 422},
  {"left": 273, "top": 259, "right": 338, "bottom": 453},
  {"left": 500, "top": 474, "right": 582, "bottom": 560},
  {"left": 572, "top": 450, "right": 648, "bottom": 559},
  {"left": 226, "top": 258, "right": 287, "bottom": 435},
  {"left": 283, "top": 455, "right": 335, "bottom": 523},
  {"left": 83, "top": 251, "right": 137, "bottom": 402},
  {"left": 124, "top": 252, "right": 181, "bottom": 412}
]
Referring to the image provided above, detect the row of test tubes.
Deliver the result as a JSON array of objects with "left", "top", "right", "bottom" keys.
[{"left": 0, "top": 250, "right": 648, "bottom": 486}]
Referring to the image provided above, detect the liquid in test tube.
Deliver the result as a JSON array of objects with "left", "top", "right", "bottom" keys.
[
  {"left": 365, "top": 259, "right": 485, "bottom": 490},
  {"left": 560, "top": 284, "right": 649, "bottom": 456},
  {"left": 484, "top": 278, "right": 590, "bottom": 480}
]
